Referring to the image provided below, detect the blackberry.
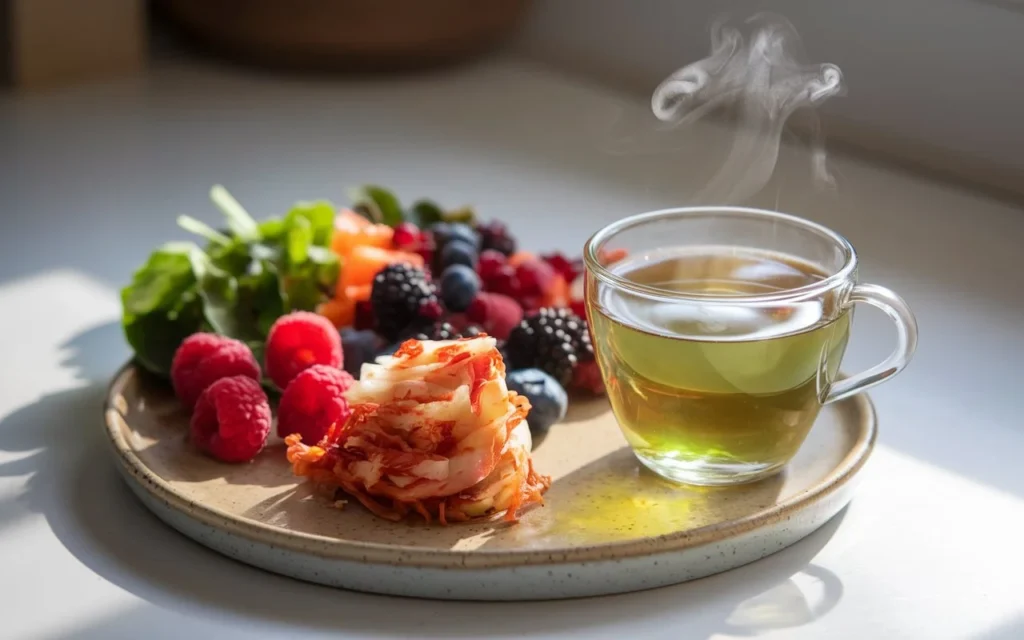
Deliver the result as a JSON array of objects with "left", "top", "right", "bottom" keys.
[
  {"left": 505, "top": 307, "right": 589, "bottom": 387},
  {"left": 565, "top": 316, "right": 595, "bottom": 363},
  {"left": 413, "top": 322, "right": 463, "bottom": 341},
  {"left": 477, "top": 220, "right": 516, "bottom": 256},
  {"left": 370, "top": 263, "right": 438, "bottom": 341},
  {"left": 412, "top": 322, "right": 487, "bottom": 341},
  {"left": 534, "top": 330, "right": 578, "bottom": 387}
]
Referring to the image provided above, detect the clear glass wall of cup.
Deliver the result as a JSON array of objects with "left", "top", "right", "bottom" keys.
[{"left": 583, "top": 207, "right": 918, "bottom": 486}]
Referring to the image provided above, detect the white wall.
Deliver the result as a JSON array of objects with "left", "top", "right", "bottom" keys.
[{"left": 515, "top": 0, "right": 1024, "bottom": 195}]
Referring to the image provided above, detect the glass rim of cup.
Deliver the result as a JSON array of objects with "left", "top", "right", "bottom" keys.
[{"left": 583, "top": 206, "right": 859, "bottom": 305}]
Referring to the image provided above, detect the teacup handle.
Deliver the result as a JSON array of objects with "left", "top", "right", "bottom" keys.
[{"left": 824, "top": 283, "right": 919, "bottom": 404}]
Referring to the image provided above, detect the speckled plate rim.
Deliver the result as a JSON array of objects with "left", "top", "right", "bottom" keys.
[{"left": 104, "top": 362, "right": 877, "bottom": 570}]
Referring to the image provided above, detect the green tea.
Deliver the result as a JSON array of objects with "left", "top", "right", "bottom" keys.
[{"left": 589, "top": 246, "right": 851, "bottom": 484}]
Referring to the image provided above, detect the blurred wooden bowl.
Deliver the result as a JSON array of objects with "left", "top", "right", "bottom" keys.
[{"left": 155, "top": 0, "right": 534, "bottom": 71}]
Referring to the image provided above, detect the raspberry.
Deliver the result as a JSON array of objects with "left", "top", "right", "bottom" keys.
[
  {"left": 418, "top": 298, "right": 444, "bottom": 322},
  {"left": 466, "top": 292, "right": 523, "bottom": 340},
  {"left": 190, "top": 376, "right": 272, "bottom": 462},
  {"left": 415, "top": 230, "right": 437, "bottom": 267},
  {"left": 417, "top": 247, "right": 436, "bottom": 268},
  {"left": 516, "top": 259, "right": 556, "bottom": 297},
  {"left": 541, "top": 253, "right": 582, "bottom": 283},
  {"left": 392, "top": 222, "right": 420, "bottom": 249},
  {"left": 488, "top": 264, "right": 521, "bottom": 298},
  {"left": 265, "top": 311, "right": 343, "bottom": 389},
  {"left": 570, "top": 299, "right": 587, "bottom": 319},
  {"left": 477, "top": 249, "right": 506, "bottom": 282},
  {"left": 277, "top": 365, "right": 355, "bottom": 443},
  {"left": 520, "top": 296, "right": 543, "bottom": 314},
  {"left": 444, "top": 312, "right": 469, "bottom": 331},
  {"left": 171, "top": 333, "right": 261, "bottom": 409}
]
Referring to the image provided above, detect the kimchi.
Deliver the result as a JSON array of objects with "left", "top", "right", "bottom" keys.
[{"left": 286, "top": 336, "right": 551, "bottom": 524}]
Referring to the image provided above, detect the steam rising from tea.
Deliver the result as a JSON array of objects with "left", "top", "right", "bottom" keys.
[{"left": 652, "top": 14, "right": 844, "bottom": 204}]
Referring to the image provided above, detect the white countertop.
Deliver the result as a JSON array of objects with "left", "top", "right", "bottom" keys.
[{"left": 1, "top": 53, "right": 1023, "bottom": 640}]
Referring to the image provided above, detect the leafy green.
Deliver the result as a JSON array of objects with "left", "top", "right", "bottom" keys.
[
  {"left": 121, "top": 243, "right": 207, "bottom": 375},
  {"left": 287, "top": 201, "right": 335, "bottom": 246},
  {"left": 176, "top": 216, "right": 231, "bottom": 246},
  {"left": 410, "top": 199, "right": 444, "bottom": 227},
  {"left": 348, "top": 185, "right": 404, "bottom": 226},
  {"left": 441, "top": 205, "right": 477, "bottom": 226},
  {"left": 348, "top": 185, "right": 477, "bottom": 228},
  {"left": 121, "top": 182, "right": 485, "bottom": 380},
  {"left": 210, "top": 184, "right": 259, "bottom": 242},
  {"left": 120, "top": 187, "right": 341, "bottom": 378}
]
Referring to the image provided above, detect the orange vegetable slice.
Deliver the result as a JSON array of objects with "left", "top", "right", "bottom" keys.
[
  {"left": 598, "top": 248, "right": 628, "bottom": 266},
  {"left": 317, "top": 297, "right": 356, "bottom": 329},
  {"left": 541, "top": 273, "right": 570, "bottom": 308},
  {"left": 341, "top": 246, "right": 424, "bottom": 289},
  {"left": 336, "top": 208, "right": 370, "bottom": 230},
  {"left": 507, "top": 251, "right": 537, "bottom": 267},
  {"left": 331, "top": 209, "right": 394, "bottom": 258},
  {"left": 343, "top": 284, "right": 372, "bottom": 303}
]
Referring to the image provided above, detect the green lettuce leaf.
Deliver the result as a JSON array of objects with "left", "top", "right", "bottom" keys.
[
  {"left": 410, "top": 199, "right": 444, "bottom": 227},
  {"left": 121, "top": 242, "right": 206, "bottom": 375},
  {"left": 349, "top": 184, "right": 404, "bottom": 226},
  {"left": 120, "top": 186, "right": 341, "bottom": 378}
]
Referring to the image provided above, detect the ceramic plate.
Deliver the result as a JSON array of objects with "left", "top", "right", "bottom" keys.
[{"left": 104, "top": 364, "right": 876, "bottom": 601}]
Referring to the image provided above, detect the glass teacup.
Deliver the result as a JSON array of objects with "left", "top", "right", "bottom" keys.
[{"left": 583, "top": 206, "right": 917, "bottom": 486}]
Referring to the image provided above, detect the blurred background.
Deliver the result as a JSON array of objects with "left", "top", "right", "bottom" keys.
[{"left": 5, "top": 0, "right": 1023, "bottom": 202}]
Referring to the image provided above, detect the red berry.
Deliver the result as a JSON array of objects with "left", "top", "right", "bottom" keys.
[
  {"left": 466, "top": 292, "right": 523, "bottom": 340},
  {"left": 516, "top": 259, "right": 556, "bottom": 297},
  {"left": 417, "top": 247, "right": 436, "bottom": 268},
  {"left": 570, "top": 299, "right": 588, "bottom": 319},
  {"left": 520, "top": 296, "right": 543, "bottom": 314},
  {"left": 265, "top": 311, "right": 343, "bottom": 389},
  {"left": 542, "top": 253, "right": 582, "bottom": 283},
  {"left": 443, "top": 312, "right": 470, "bottom": 332},
  {"left": 171, "top": 333, "right": 261, "bottom": 409},
  {"left": 477, "top": 220, "right": 517, "bottom": 256},
  {"left": 277, "top": 365, "right": 355, "bottom": 443},
  {"left": 477, "top": 249, "right": 506, "bottom": 282},
  {"left": 572, "top": 360, "right": 606, "bottom": 395},
  {"left": 393, "top": 222, "right": 420, "bottom": 249},
  {"left": 190, "top": 376, "right": 272, "bottom": 462},
  {"left": 489, "top": 264, "right": 521, "bottom": 298},
  {"left": 415, "top": 231, "right": 437, "bottom": 266},
  {"left": 418, "top": 298, "right": 444, "bottom": 321}
]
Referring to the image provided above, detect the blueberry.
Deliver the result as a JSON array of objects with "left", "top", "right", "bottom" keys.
[
  {"left": 440, "top": 264, "right": 481, "bottom": 312},
  {"left": 429, "top": 222, "right": 453, "bottom": 246},
  {"left": 447, "top": 223, "right": 480, "bottom": 249},
  {"left": 505, "top": 368, "right": 568, "bottom": 434},
  {"left": 430, "top": 222, "right": 478, "bottom": 248},
  {"left": 440, "top": 239, "right": 478, "bottom": 269},
  {"left": 340, "top": 328, "right": 385, "bottom": 376}
]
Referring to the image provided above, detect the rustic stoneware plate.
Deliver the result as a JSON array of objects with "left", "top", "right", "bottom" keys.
[{"left": 104, "top": 363, "right": 876, "bottom": 601}]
